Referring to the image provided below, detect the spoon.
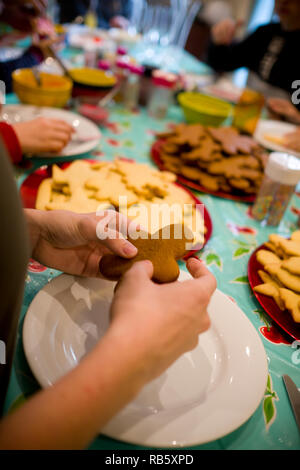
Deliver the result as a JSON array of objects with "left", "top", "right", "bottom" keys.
[
  {"left": 46, "top": 45, "right": 74, "bottom": 82},
  {"left": 32, "top": 66, "right": 42, "bottom": 87}
]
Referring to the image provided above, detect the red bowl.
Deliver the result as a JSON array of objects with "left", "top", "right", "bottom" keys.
[
  {"left": 248, "top": 244, "right": 300, "bottom": 340},
  {"left": 20, "top": 160, "right": 213, "bottom": 255},
  {"left": 151, "top": 139, "right": 256, "bottom": 203}
]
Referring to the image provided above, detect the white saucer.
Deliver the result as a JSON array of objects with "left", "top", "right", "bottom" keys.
[{"left": 1, "top": 105, "right": 101, "bottom": 157}]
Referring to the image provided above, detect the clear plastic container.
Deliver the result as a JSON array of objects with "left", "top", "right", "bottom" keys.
[
  {"left": 252, "top": 152, "right": 300, "bottom": 225},
  {"left": 84, "top": 43, "right": 98, "bottom": 68},
  {"left": 123, "top": 63, "right": 144, "bottom": 110},
  {"left": 113, "top": 59, "right": 129, "bottom": 103},
  {"left": 147, "top": 74, "right": 176, "bottom": 119},
  {"left": 102, "top": 47, "right": 129, "bottom": 73}
]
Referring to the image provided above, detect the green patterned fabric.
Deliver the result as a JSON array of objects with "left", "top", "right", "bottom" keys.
[{"left": 3, "top": 89, "right": 300, "bottom": 450}]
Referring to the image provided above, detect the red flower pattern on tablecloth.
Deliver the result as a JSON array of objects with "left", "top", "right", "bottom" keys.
[
  {"left": 246, "top": 206, "right": 255, "bottom": 219},
  {"left": 146, "top": 129, "right": 157, "bottom": 136},
  {"left": 103, "top": 121, "right": 122, "bottom": 134},
  {"left": 259, "top": 326, "right": 291, "bottom": 345},
  {"left": 27, "top": 258, "right": 47, "bottom": 273},
  {"left": 91, "top": 150, "right": 104, "bottom": 157},
  {"left": 106, "top": 138, "right": 120, "bottom": 147},
  {"left": 227, "top": 222, "right": 256, "bottom": 236},
  {"left": 290, "top": 206, "right": 300, "bottom": 216}
]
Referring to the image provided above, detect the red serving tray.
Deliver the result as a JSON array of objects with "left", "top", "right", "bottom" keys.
[
  {"left": 248, "top": 245, "right": 300, "bottom": 341},
  {"left": 20, "top": 160, "right": 213, "bottom": 257},
  {"left": 151, "top": 139, "right": 256, "bottom": 203}
]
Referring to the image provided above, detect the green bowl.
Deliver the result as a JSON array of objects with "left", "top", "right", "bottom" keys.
[{"left": 178, "top": 92, "right": 232, "bottom": 126}]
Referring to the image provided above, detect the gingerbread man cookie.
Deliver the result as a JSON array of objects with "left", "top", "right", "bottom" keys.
[
  {"left": 168, "top": 123, "right": 206, "bottom": 147},
  {"left": 207, "top": 127, "right": 258, "bottom": 154},
  {"left": 99, "top": 223, "right": 193, "bottom": 283},
  {"left": 181, "top": 137, "right": 222, "bottom": 162}
]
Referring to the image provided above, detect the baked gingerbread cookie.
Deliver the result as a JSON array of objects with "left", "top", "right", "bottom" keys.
[
  {"left": 167, "top": 123, "right": 206, "bottom": 147},
  {"left": 207, "top": 126, "right": 258, "bottom": 154},
  {"left": 99, "top": 223, "right": 193, "bottom": 283},
  {"left": 253, "top": 231, "right": 300, "bottom": 323},
  {"left": 254, "top": 270, "right": 285, "bottom": 310},
  {"left": 181, "top": 137, "right": 221, "bottom": 162},
  {"left": 154, "top": 123, "right": 266, "bottom": 197}
]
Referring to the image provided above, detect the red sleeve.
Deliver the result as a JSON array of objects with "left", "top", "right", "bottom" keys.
[{"left": 0, "top": 122, "right": 23, "bottom": 164}]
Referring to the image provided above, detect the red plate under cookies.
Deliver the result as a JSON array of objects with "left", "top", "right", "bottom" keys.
[
  {"left": 151, "top": 139, "right": 256, "bottom": 203},
  {"left": 248, "top": 244, "right": 300, "bottom": 341},
  {"left": 20, "top": 159, "right": 213, "bottom": 257}
]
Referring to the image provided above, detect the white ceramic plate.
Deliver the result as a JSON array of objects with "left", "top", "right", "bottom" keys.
[
  {"left": 23, "top": 271, "right": 268, "bottom": 448},
  {"left": 254, "top": 119, "right": 300, "bottom": 158},
  {"left": 1, "top": 105, "right": 101, "bottom": 157},
  {"left": 67, "top": 25, "right": 112, "bottom": 51},
  {"left": 108, "top": 28, "right": 142, "bottom": 46}
]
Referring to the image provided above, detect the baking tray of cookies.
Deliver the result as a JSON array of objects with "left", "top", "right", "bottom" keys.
[
  {"left": 151, "top": 124, "right": 268, "bottom": 203},
  {"left": 20, "top": 159, "right": 213, "bottom": 256},
  {"left": 248, "top": 244, "right": 300, "bottom": 341}
]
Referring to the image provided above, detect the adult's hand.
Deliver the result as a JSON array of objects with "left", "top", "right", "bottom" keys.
[
  {"left": 211, "top": 18, "right": 243, "bottom": 46},
  {"left": 267, "top": 97, "right": 300, "bottom": 125},
  {"left": 25, "top": 209, "right": 139, "bottom": 277},
  {"left": 0, "top": 227, "right": 215, "bottom": 450},
  {"left": 108, "top": 257, "right": 216, "bottom": 384},
  {"left": 282, "top": 128, "right": 300, "bottom": 152},
  {"left": 109, "top": 15, "right": 130, "bottom": 29}
]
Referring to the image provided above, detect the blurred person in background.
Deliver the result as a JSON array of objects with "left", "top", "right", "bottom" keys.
[
  {"left": 206, "top": 0, "right": 300, "bottom": 124},
  {"left": 57, "top": 0, "right": 133, "bottom": 30},
  {"left": 0, "top": 1, "right": 74, "bottom": 158},
  {"left": 0, "top": 0, "right": 63, "bottom": 92}
]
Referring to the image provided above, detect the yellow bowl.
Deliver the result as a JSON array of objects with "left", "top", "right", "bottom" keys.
[
  {"left": 70, "top": 68, "right": 117, "bottom": 103},
  {"left": 12, "top": 69, "right": 73, "bottom": 108},
  {"left": 70, "top": 68, "right": 117, "bottom": 89},
  {"left": 178, "top": 92, "right": 232, "bottom": 127}
]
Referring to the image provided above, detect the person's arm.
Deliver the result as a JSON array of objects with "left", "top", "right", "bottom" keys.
[
  {"left": 109, "top": 0, "right": 132, "bottom": 29},
  {"left": 12, "top": 117, "right": 74, "bottom": 155},
  {"left": 0, "top": 326, "right": 147, "bottom": 449},
  {"left": 0, "top": 0, "right": 47, "bottom": 33},
  {"left": 0, "top": 117, "right": 74, "bottom": 162},
  {"left": 24, "top": 209, "right": 139, "bottom": 275},
  {"left": 207, "top": 23, "right": 265, "bottom": 72},
  {"left": 267, "top": 97, "right": 300, "bottom": 125},
  {"left": 0, "top": 122, "right": 23, "bottom": 164},
  {"left": 0, "top": 207, "right": 215, "bottom": 449}
]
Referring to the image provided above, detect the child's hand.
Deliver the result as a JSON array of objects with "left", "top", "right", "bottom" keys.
[{"left": 13, "top": 117, "right": 74, "bottom": 154}]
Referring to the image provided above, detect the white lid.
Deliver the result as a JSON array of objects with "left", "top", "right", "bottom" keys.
[{"left": 265, "top": 152, "right": 300, "bottom": 185}]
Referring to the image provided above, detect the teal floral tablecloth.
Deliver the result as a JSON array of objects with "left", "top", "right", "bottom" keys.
[{"left": 3, "top": 92, "right": 300, "bottom": 450}]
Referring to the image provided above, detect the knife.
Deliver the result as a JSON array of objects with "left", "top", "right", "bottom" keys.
[{"left": 283, "top": 375, "right": 300, "bottom": 432}]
